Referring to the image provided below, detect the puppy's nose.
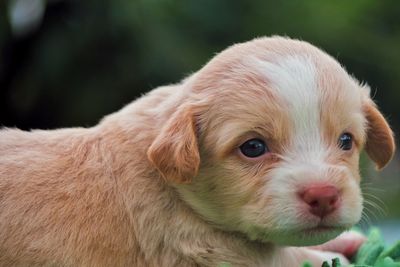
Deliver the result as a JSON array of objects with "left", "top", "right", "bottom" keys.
[{"left": 300, "top": 185, "right": 339, "bottom": 218}]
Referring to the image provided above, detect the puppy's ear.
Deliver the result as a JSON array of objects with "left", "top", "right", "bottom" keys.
[
  {"left": 363, "top": 101, "right": 395, "bottom": 170},
  {"left": 147, "top": 106, "right": 200, "bottom": 183}
]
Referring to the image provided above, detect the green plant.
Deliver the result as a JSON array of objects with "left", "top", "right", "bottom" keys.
[
  {"left": 218, "top": 228, "right": 400, "bottom": 267},
  {"left": 304, "top": 228, "right": 400, "bottom": 267}
]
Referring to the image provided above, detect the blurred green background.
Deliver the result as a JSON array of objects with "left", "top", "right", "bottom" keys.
[{"left": 1, "top": 0, "right": 399, "bottom": 240}]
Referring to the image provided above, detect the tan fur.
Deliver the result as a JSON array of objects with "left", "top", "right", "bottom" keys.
[
  {"left": 148, "top": 105, "right": 200, "bottom": 183},
  {"left": 363, "top": 101, "right": 396, "bottom": 169},
  {"left": 0, "top": 37, "right": 394, "bottom": 266}
]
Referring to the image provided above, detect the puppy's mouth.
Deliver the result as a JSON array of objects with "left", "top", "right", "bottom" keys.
[
  {"left": 299, "top": 215, "right": 351, "bottom": 235},
  {"left": 244, "top": 223, "right": 348, "bottom": 246},
  {"left": 303, "top": 225, "right": 345, "bottom": 235}
]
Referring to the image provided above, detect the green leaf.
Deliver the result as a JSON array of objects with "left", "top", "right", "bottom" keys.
[
  {"left": 332, "top": 257, "right": 341, "bottom": 267},
  {"left": 302, "top": 261, "right": 314, "bottom": 267},
  {"left": 354, "top": 228, "right": 385, "bottom": 265},
  {"left": 378, "top": 241, "right": 400, "bottom": 262}
]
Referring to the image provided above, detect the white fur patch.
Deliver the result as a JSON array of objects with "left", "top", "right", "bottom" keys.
[
  {"left": 242, "top": 56, "right": 363, "bottom": 240},
  {"left": 254, "top": 55, "right": 327, "bottom": 164}
]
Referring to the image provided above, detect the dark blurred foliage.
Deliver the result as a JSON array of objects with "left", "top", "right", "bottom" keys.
[
  {"left": 1, "top": 0, "right": 400, "bottom": 131},
  {"left": 1, "top": 0, "right": 400, "bottom": 218}
]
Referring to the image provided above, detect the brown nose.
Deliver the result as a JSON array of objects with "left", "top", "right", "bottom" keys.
[{"left": 300, "top": 185, "right": 339, "bottom": 218}]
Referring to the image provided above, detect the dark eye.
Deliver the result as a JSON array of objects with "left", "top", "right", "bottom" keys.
[
  {"left": 338, "top": 133, "right": 353, "bottom": 151},
  {"left": 239, "top": 139, "right": 268, "bottom": 158}
]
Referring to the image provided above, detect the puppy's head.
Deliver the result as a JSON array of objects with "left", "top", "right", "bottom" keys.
[{"left": 148, "top": 37, "right": 395, "bottom": 246}]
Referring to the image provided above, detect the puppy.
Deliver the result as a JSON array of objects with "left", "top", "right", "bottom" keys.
[{"left": 0, "top": 36, "right": 395, "bottom": 267}]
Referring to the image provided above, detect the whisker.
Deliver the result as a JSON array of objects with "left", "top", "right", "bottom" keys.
[
  {"left": 363, "top": 202, "right": 383, "bottom": 221},
  {"left": 362, "top": 193, "right": 388, "bottom": 218},
  {"left": 363, "top": 193, "right": 387, "bottom": 207},
  {"left": 365, "top": 198, "right": 385, "bottom": 214},
  {"left": 361, "top": 187, "right": 385, "bottom": 195},
  {"left": 363, "top": 201, "right": 387, "bottom": 219},
  {"left": 359, "top": 210, "right": 372, "bottom": 229}
]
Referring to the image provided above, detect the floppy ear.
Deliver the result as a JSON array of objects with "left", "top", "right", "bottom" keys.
[
  {"left": 147, "top": 106, "right": 200, "bottom": 183},
  {"left": 363, "top": 101, "right": 395, "bottom": 170}
]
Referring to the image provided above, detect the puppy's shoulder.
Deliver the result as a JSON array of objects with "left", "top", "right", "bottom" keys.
[
  {"left": 0, "top": 127, "right": 94, "bottom": 164},
  {"left": 0, "top": 127, "right": 35, "bottom": 149}
]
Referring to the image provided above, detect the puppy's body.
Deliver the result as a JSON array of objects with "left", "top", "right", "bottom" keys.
[
  {"left": 0, "top": 37, "right": 395, "bottom": 266},
  {"left": 0, "top": 86, "right": 277, "bottom": 267}
]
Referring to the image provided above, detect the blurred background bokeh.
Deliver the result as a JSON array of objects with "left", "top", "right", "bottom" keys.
[{"left": 1, "top": 0, "right": 399, "bottom": 242}]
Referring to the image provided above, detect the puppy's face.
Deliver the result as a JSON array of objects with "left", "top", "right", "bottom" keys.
[{"left": 148, "top": 37, "right": 395, "bottom": 246}]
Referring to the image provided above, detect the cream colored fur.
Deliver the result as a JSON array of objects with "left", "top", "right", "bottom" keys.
[{"left": 0, "top": 37, "right": 395, "bottom": 266}]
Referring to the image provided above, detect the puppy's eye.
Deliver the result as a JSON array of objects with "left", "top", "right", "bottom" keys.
[
  {"left": 239, "top": 139, "right": 268, "bottom": 158},
  {"left": 338, "top": 133, "right": 353, "bottom": 151}
]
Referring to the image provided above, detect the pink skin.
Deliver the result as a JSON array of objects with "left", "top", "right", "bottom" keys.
[{"left": 310, "top": 231, "right": 367, "bottom": 259}]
